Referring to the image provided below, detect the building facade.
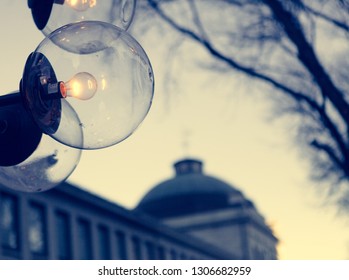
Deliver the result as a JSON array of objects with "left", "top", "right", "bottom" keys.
[
  {"left": 0, "top": 158, "right": 277, "bottom": 260},
  {"left": 135, "top": 158, "right": 278, "bottom": 260}
]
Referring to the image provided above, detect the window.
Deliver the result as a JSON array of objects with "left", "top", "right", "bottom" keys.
[
  {"left": 131, "top": 236, "right": 142, "bottom": 260},
  {"left": 0, "top": 193, "right": 19, "bottom": 253},
  {"left": 180, "top": 253, "right": 187, "bottom": 260},
  {"left": 158, "top": 245, "right": 166, "bottom": 260},
  {"left": 97, "top": 225, "right": 111, "bottom": 260},
  {"left": 55, "top": 211, "right": 71, "bottom": 260},
  {"left": 115, "top": 231, "right": 127, "bottom": 260},
  {"left": 28, "top": 203, "right": 47, "bottom": 257},
  {"left": 252, "top": 247, "right": 266, "bottom": 260},
  {"left": 170, "top": 249, "right": 178, "bottom": 260},
  {"left": 145, "top": 241, "right": 156, "bottom": 260},
  {"left": 77, "top": 218, "right": 92, "bottom": 259}
]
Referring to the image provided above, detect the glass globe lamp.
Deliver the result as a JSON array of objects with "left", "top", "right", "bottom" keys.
[
  {"left": 0, "top": 103, "right": 81, "bottom": 192},
  {"left": 21, "top": 21, "right": 154, "bottom": 150},
  {"left": 28, "top": 0, "right": 136, "bottom": 35},
  {"left": 0, "top": 134, "right": 81, "bottom": 192}
]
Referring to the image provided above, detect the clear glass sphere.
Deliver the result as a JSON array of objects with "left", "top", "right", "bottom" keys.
[
  {"left": 23, "top": 21, "right": 154, "bottom": 150},
  {"left": 0, "top": 132, "right": 81, "bottom": 193},
  {"left": 42, "top": 0, "right": 136, "bottom": 36}
]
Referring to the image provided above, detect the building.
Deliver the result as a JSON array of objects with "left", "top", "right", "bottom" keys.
[
  {"left": 135, "top": 158, "right": 278, "bottom": 259},
  {"left": 0, "top": 158, "right": 277, "bottom": 260}
]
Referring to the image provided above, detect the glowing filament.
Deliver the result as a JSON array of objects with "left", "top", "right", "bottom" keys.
[{"left": 60, "top": 72, "right": 97, "bottom": 100}]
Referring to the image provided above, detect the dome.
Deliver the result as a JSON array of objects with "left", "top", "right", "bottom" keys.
[{"left": 135, "top": 158, "right": 254, "bottom": 218}]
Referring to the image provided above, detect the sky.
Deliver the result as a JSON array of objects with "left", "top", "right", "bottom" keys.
[{"left": 1, "top": 1, "right": 349, "bottom": 259}]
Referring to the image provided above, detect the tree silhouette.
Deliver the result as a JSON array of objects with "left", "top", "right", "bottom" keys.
[{"left": 136, "top": 0, "right": 349, "bottom": 208}]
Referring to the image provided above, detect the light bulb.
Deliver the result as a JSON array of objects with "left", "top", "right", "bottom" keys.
[
  {"left": 64, "top": 0, "right": 97, "bottom": 12},
  {"left": 59, "top": 72, "right": 98, "bottom": 100}
]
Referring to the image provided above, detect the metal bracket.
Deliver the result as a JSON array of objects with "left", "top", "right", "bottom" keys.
[
  {"left": 0, "top": 103, "right": 42, "bottom": 166},
  {"left": 28, "top": 0, "right": 54, "bottom": 30}
]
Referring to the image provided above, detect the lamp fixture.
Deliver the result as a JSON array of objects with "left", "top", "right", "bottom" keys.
[
  {"left": 28, "top": 0, "right": 136, "bottom": 35},
  {"left": 0, "top": 1, "right": 154, "bottom": 192},
  {"left": 0, "top": 132, "right": 81, "bottom": 193},
  {"left": 21, "top": 21, "right": 154, "bottom": 150}
]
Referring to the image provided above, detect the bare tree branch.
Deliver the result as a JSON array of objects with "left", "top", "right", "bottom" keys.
[
  {"left": 138, "top": 0, "right": 349, "bottom": 209},
  {"left": 146, "top": 0, "right": 348, "bottom": 159},
  {"left": 188, "top": 0, "right": 210, "bottom": 42},
  {"left": 304, "top": 5, "right": 349, "bottom": 33},
  {"left": 310, "top": 139, "right": 347, "bottom": 176},
  {"left": 263, "top": 0, "right": 349, "bottom": 125}
]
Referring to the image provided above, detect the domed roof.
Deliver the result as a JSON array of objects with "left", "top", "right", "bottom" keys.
[{"left": 135, "top": 158, "right": 254, "bottom": 218}]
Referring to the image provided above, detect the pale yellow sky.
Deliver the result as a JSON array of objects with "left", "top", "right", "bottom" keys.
[{"left": 0, "top": 1, "right": 349, "bottom": 260}]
